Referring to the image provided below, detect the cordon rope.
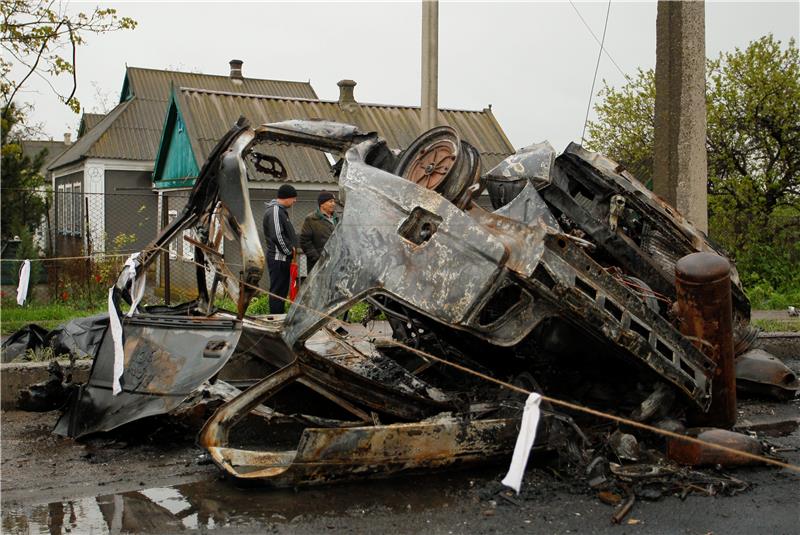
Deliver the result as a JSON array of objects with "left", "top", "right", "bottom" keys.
[{"left": 147, "top": 246, "right": 800, "bottom": 475}]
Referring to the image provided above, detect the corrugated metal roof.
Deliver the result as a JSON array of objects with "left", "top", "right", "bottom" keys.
[
  {"left": 78, "top": 113, "right": 105, "bottom": 136},
  {"left": 125, "top": 67, "right": 318, "bottom": 102},
  {"left": 20, "top": 140, "right": 70, "bottom": 170},
  {"left": 49, "top": 67, "right": 317, "bottom": 170},
  {"left": 173, "top": 87, "right": 515, "bottom": 184}
]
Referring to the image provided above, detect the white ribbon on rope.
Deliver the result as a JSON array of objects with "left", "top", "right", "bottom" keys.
[
  {"left": 109, "top": 253, "right": 147, "bottom": 395},
  {"left": 501, "top": 392, "right": 543, "bottom": 493},
  {"left": 16, "top": 259, "right": 31, "bottom": 305}
]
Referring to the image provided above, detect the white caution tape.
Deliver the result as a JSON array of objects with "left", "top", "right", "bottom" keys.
[
  {"left": 501, "top": 392, "right": 542, "bottom": 493},
  {"left": 123, "top": 253, "right": 146, "bottom": 317},
  {"left": 16, "top": 260, "right": 31, "bottom": 305},
  {"left": 109, "top": 287, "right": 125, "bottom": 395}
]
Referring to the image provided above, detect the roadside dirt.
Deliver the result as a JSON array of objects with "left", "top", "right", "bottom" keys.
[{"left": 0, "top": 410, "right": 218, "bottom": 505}]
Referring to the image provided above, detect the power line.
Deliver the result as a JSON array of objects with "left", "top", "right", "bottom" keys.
[
  {"left": 581, "top": 0, "right": 613, "bottom": 146},
  {"left": 568, "top": 0, "right": 627, "bottom": 78}
]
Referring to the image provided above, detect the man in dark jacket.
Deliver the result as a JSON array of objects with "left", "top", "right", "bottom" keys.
[
  {"left": 262, "top": 184, "right": 298, "bottom": 314},
  {"left": 300, "top": 191, "right": 339, "bottom": 273}
]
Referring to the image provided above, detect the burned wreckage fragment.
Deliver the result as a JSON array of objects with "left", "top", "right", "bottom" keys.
[{"left": 52, "top": 117, "right": 794, "bottom": 487}]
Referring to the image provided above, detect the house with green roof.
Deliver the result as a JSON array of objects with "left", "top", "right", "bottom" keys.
[
  {"left": 47, "top": 61, "right": 317, "bottom": 257},
  {"left": 151, "top": 79, "right": 515, "bottom": 290}
]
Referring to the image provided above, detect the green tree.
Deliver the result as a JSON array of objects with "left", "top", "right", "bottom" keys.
[
  {"left": 585, "top": 35, "right": 800, "bottom": 302},
  {"left": 1, "top": 102, "right": 49, "bottom": 239},
  {"left": 585, "top": 68, "right": 656, "bottom": 184},
  {"left": 1, "top": 0, "right": 137, "bottom": 113}
]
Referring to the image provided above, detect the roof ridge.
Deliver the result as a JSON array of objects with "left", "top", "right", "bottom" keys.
[
  {"left": 177, "top": 86, "right": 491, "bottom": 114},
  {"left": 126, "top": 66, "right": 313, "bottom": 87}
]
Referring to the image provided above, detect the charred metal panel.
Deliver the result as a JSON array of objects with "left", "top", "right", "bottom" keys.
[
  {"left": 527, "top": 236, "right": 714, "bottom": 407},
  {"left": 484, "top": 141, "right": 556, "bottom": 209},
  {"left": 54, "top": 315, "right": 241, "bottom": 437},
  {"left": 537, "top": 143, "right": 749, "bottom": 323},
  {"left": 492, "top": 182, "right": 560, "bottom": 230},
  {"left": 283, "top": 142, "right": 511, "bottom": 347}
]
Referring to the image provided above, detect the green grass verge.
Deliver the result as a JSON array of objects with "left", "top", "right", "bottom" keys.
[
  {"left": 0, "top": 299, "right": 106, "bottom": 335},
  {"left": 752, "top": 318, "right": 800, "bottom": 333}
]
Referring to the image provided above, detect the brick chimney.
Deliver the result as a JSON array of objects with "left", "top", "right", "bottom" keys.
[
  {"left": 229, "top": 59, "right": 244, "bottom": 82},
  {"left": 63, "top": 132, "right": 72, "bottom": 146},
  {"left": 337, "top": 79, "right": 357, "bottom": 109}
]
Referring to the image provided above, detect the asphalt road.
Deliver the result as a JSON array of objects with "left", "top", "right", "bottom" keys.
[{"left": 2, "top": 401, "right": 798, "bottom": 534}]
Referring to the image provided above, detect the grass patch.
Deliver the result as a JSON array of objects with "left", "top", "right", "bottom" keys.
[
  {"left": 752, "top": 318, "right": 800, "bottom": 333},
  {"left": 0, "top": 299, "right": 105, "bottom": 335}
]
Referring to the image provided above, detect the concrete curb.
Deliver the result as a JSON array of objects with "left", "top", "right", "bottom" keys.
[
  {"left": 757, "top": 332, "right": 799, "bottom": 360},
  {"left": 1, "top": 359, "right": 92, "bottom": 409}
]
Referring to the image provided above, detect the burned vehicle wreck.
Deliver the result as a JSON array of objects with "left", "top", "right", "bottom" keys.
[{"left": 52, "top": 117, "right": 795, "bottom": 488}]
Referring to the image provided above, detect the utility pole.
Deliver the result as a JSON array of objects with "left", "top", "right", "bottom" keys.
[
  {"left": 421, "top": 0, "right": 439, "bottom": 132},
  {"left": 653, "top": 0, "right": 708, "bottom": 232}
]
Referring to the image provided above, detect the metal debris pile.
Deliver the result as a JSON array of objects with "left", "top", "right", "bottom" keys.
[{"left": 7, "top": 119, "right": 798, "bottom": 512}]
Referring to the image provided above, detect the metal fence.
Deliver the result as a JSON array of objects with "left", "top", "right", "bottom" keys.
[
  {"left": 3, "top": 188, "right": 204, "bottom": 308},
  {"left": 5, "top": 186, "right": 796, "bottom": 311}
]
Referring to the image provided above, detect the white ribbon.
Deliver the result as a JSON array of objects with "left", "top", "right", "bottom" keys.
[
  {"left": 109, "top": 287, "right": 125, "bottom": 395},
  {"left": 16, "top": 259, "right": 31, "bottom": 305},
  {"left": 124, "top": 253, "right": 146, "bottom": 317},
  {"left": 501, "top": 392, "right": 543, "bottom": 494}
]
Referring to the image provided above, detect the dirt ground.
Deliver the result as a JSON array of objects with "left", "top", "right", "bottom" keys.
[{"left": 2, "top": 390, "right": 799, "bottom": 535}]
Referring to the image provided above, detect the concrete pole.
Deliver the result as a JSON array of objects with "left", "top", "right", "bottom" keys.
[
  {"left": 653, "top": 0, "right": 708, "bottom": 233},
  {"left": 421, "top": 0, "right": 439, "bottom": 132}
]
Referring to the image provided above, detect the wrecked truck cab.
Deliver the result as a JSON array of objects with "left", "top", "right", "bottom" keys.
[
  {"left": 274, "top": 120, "right": 714, "bottom": 410},
  {"left": 52, "top": 116, "right": 777, "bottom": 488}
]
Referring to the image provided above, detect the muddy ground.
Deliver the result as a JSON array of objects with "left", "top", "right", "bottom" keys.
[{"left": 2, "top": 386, "right": 799, "bottom": 535}]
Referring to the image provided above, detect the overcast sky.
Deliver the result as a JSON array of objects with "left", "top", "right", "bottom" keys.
[{"left": 11, "top": 1, "right": 800, "bottom": 152}]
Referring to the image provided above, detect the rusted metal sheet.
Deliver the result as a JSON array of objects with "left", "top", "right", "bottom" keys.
[
  {"left": 205, "top": 416, "right": 528, "bottom": 486},
  {"left": 675, "top": 252, "right": 737, "bottom": 428},
  {"left": 666, "top": 428, "right": 763, "bottom": 467},
  {"left": 199, "top": 361, "right": 538, "bottom": 485}
]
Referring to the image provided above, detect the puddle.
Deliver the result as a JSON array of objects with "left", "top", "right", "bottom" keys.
[{"left": 2, "top": 468, "right": 494, "bottom": 534}]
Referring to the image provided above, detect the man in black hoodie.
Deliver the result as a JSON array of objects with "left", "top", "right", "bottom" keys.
[{"left": 262, "top": 184, "right": 298, "bottom": 314}]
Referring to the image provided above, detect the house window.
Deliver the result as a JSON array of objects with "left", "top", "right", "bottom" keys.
[
  {"left": 64, "top": 184, "right": 73, "bottom": 235},
  {"left": 168, "top": 210, "right": 178, "bottom": 260},
  {"left": 57, "top": 185, "right": 65, "bottom": 233},
  {"left": 72, "top": 182, "right": 82, "bottom": 236}
]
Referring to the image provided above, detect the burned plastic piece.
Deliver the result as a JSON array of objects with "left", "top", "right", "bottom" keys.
[
  {"left": 17, "top": 360, "right": 75, "bottom": 411},
  {"left": 735, "top": 348, "right": 800, "bottom": 400},
  {"left": 666, "top": 428, "right": 763, "bottom": 467},
  {"left": 483, "top": 141, "right": 556, "bottom": 209},
  {"left": 609, "top": 430, "right": 640, "bottom": 462},
  {"left": 0, "top": 323, "right": 49, "bottom": 362}
]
